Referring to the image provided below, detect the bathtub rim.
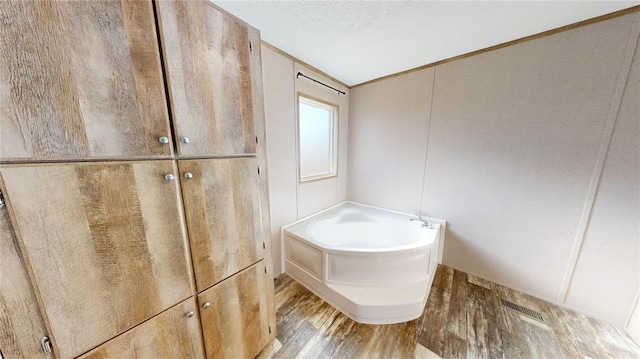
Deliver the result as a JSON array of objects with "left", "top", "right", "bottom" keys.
[{"left": 280, "top": 201, "right": 446, "bottom": 273}]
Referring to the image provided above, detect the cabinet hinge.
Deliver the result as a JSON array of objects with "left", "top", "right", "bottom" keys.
[
  {"left": 268, "top": 325, "right": 272, "bottom": 334},
  {"left": 257, "top": 166, "right": 261, "bottom": 176},
  {"left": 262, "top": 242, "right": 266, "bottom": 250},
  {"left": 264, "top": 265, "right": 267, "bottom": 274},
  {"left": 255, "top": 135, "right": 259, "bottom": 145},
  {"left": 0, "top": 190, "right": 4, "bottom": 209},
  {"left": 249, "top": 41, "right": 253, "bottom": 54},
  {"left": 41, "top": 336, "right": 53, "bottom": 354}
]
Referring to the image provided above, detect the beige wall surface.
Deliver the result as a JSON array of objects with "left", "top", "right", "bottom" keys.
[
  {"left": 629, "top": 295, "right": 640, "bottom": 345},
  {"left": 295, "top": 63, "right": 350, "bottom": 218},
  {"left": 261, "top": 46, "right": 298, "bottom": 276},
  {"left": 261, "top": 46, "right": 349, "bottom": 275},
  {"left": 348, "top": 68, "right": 434, "bottom": 214},
  {"left": 563, "top": 32, "right": 639, "bottom": 325},
  {"left": 348, "top": 12, "right": 639, "bottom": 326}
]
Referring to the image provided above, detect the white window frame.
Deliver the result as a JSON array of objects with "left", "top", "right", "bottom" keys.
[{"left": 297, "top": 94, "right": 339, "bottom": 182}]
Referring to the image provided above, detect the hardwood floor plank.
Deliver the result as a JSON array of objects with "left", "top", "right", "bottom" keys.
[
  {"left": 498, "top": 329, "right": 532, "bottom": 358},
  {"left": 274, "top": 273, "right": 298, "bottom": 309},
  {"left": 491, "top": 282, "right": 526, "bottom": 337},
  {"left": 466, "top": 284, "right": 503, "bottom": 359},
  {"left": 540, "top": 301, "right": 586, "bottom": 358},
  {"left": 294, "top": 309, "right": 346, "bottom": 358},
  {"left": 610, "top": 322, "right": 640, "bottom": 355},
  {"left": 443, "top": 269, "right": 468, "bottom": 358},
  {"left": 270, "top": 266, "right": 640, "bottom": 359},
  {"left": 414, "top": 343, "right": 443, "bottom": 359},
  {"left": 329, "top": 320, "right": 375, "bottom": 359},
  {"left": 256, "top": 339, "right": 283, "bottom": 359},
  {"left": 272, "top": 321, "right": 317, "bottom": 359},
  {"left": 353, "top": 321, "right": 420, "bottom": 359},
  {"left": 588, "top": 316, "right": 640, "bottom": 358},
  {"left": 274, "top": 280, "right": 343, "bottom": 359},
  {"left": 523, "top": 319, "right": 564, "bottom": 358},
  {"left": 419, "top": 265, "right": 454, "bottom": 355},
  {"left": 492, "top": 281, "right": 567, "bottom": 358},
  {"left": 276, "top": 289, "right": 323, "bottom": 341},
  {"left": 467, "top": 274, "right": 493, "bottom": 290}
]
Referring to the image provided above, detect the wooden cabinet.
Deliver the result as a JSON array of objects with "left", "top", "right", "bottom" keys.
[
  {"left": 0, "top": 0, "right": 172, "bottom": 161},
  {"left": 179, "top": 158, "right": 264, "bottom": 291},
  {"left": 1, "top": 1, "right": 276, "bottom": 358},
  {"left": 198, "top": 261, "right": 271, "bottom": 359},
  {"left": 78, "top": 298, "right": 205, "bottom": 359},
  {"left": 0, "top": 161, "right": 194, "bottom": 359},
  {"left": 0, "top": 200, "right": 51, "bottom": 359},
  {"left": 245, "top": 25, "right": 279, "bottom": 343},
  {"left": 156, "top": 0, "right": 260, "bottom": 157}
]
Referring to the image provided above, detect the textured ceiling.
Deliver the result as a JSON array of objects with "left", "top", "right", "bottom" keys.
[{"left": 213, "top": 1, "right": 639, "bottom": 86}]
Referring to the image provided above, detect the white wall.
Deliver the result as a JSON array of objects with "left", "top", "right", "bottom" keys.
[
  {"left": 564, "top": 30, "right": 639, "bottom": 326},
  {"left": 348, "top": 12, "right": 640, "bottom": 326},
  {"left": 295, "top": 64, "right": 350, "bottom": 218},
  {"left": 261, "top": 46, "right": 297, "bottom": 277},
  {"left": 262, "top": 46, "right": 349, "bottom": 275},
  {"left": 628, "top": 294, "right": 640, "bottom": 345},
  {"left": 348, "top": 68, "right": 434, "bottom": 214}
]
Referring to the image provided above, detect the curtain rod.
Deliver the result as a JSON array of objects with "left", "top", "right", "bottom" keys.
[{"left": 296, "top": 72, "right": 346, "bottom": 95}]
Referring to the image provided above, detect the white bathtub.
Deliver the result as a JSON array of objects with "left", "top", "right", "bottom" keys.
[{"left": 282, "top": 202, "right": 444, "bottom": 324}]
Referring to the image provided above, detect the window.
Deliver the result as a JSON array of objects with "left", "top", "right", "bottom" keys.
[{"left": 298, "top": 95, "right": 338, "bottom": 181}]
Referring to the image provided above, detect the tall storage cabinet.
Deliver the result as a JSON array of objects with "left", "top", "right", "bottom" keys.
[
  {"left": 156, "top": 1, "right": 276, "bottom": 356},
  {"left": 0, "top": 1, "right": 276, "bottom": 358},
  {"left": 155, "top": 0, "right": 260, "bottom": 157},
  {"left": 0, "top": 0, "right": 173, "bottom": 161},
  {"left": 0, "top": 201, "right": 51, "bottom": 359},
  {"left": 1, "top": 161, "right": 195, "bottom": 359}
]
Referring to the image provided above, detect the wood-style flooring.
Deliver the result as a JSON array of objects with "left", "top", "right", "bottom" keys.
[{"left": 261, "top": 265, "right": 640, "bottom": 358}]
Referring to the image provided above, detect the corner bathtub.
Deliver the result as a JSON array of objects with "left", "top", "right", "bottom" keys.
[{"left": 282, "top": 202, "right": 444, "bottom": 324}]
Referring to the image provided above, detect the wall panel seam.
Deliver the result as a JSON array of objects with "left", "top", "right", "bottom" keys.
[
  {"left": 557, "top": 14, "right": 640, "bottom": 304},
  {"left": 627, "top": 291, "right": 640, "bottom": 329},
  {"left": 419, "top": 67, "right": 437, "bottom": 215}
]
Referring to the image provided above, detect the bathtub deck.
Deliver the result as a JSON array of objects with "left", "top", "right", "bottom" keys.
[{"left": 261, "top": 265, "right": 640, "bottom": 359}]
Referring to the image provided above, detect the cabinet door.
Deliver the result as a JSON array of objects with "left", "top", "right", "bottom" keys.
[
  {"left": 198, "top": 261, "right": 271, "bottom": 359},
  {"left": 0, "top": 193, "right": 51, "bottom": 359},
  {"left": 0, "top": 161, "right": 193, "bottom": 359},
  {"left": 156, "top": 0, "right": 259, "bottom": 156},
  {"left": 78, "top": 298, "right": 205, "bottom": 359},
  {"left": 0, "top": 0, "right": 172, "bottom": 161},
  {"left": 179, "top": 158, "right": 264, "bottom": 291}
]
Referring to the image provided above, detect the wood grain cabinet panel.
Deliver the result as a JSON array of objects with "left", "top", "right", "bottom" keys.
[
  {"left": 179, "top": 158, "right": 264, "bottom": 291},
  {"left": 249, "top": 34, "right": 278, "bottom": 343},
  {"left": 78, "top": 298, "right": 205, "bottom": 359},
  {"left": 0, "top": 0, "right": 172, "bottom": 161},
  {"left": 0, "top": 161, "right": 193, "bottom": 359},
  {"left": 198, "top": 261, "right": 271, "bottom": 359},
  {"left": 0, "top": 196, "right": 51, "bottom": 359},
  {"left": 156, "top": 0, "right": 259, "bottom": 156}
]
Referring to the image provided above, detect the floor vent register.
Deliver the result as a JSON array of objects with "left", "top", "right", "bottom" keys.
[{"left": 500, "top": 298, "right": 545, "bottom": 323}]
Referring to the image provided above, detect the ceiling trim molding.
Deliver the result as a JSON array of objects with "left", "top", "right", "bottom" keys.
[
  {"left": 351, "top": 5, "right": 640, "bottom": 89},
  {"left": 261, "top": 41, "right": 350, "bottom": 90}
]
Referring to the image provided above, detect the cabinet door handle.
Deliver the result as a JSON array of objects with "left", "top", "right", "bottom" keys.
[
  {"left": 180, "top": 137, "right": 190, "bottom": 144},
  {"left": 186, "top": 311, "right": 195, "bottom": 318},
  {"left": 164, "top": 174, "right": 175, "bottom": 181},
  {"left": 41, "top": 336, "right": 53, "bottom": 354},
  {"left": 202, "top": 302, "right": 211, "bottom": 309},
  {"left": 184, "top": 172, "right": 194, "bottom": 179},
  {"left": 159, "top": 136, "right": 170, "bottom": 144}
]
